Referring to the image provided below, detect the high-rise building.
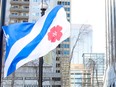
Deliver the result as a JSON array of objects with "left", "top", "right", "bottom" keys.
[
  {"left": 70, "top": 24, "right": 93, "bottom": 87},
  {"left": 56, "top": 0, "right": 71, "bottom": 87},
  {"left": 70, "top": 64, "right": 92, "bottom": 87},
  {"left": 5, "top": 0, "right": 56, "bottom": 24},
  {"left": 83, "top": 53, "right": 105, "bottom": 87},
  {"left": 6, "top": 0, "right": 29, "bottom": 24},
  {"left": 105, "top": 0, "right": 116, "bottom": 86}
]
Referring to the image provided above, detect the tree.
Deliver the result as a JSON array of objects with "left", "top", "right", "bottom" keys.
[
  {"left": 70, "top": 24, "right": 91, "bottom": 63},
  {"left": 88, "top": 59, "right": 99, "bottom": 87}
]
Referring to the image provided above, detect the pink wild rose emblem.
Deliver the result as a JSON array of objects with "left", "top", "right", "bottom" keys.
[{"left": 48, "top": 25, "right": 62, "bottom": 42}]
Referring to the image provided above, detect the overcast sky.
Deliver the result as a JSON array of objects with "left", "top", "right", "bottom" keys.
[{"left": 71, "top": 0, "right": 106, "bottom": 53}]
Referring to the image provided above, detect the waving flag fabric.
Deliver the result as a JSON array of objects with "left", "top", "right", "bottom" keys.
[{"left": 2, "top": 5, "right": 70, "bottom": 77}]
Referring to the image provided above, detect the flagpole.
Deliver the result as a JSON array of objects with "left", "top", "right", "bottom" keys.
[
  {"left": 39, "top": 57, "right": 43, "bottom": 87},
  {"left": 39, "top": 0, "right": 48, "bottom": 87},
  {"left": 0, "top": 0, "right": 6, "bottom": 86}
]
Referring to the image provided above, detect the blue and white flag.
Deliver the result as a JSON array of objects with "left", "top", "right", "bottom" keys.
[{"left": 2, "top": 5, "right": 70, "bottom": 77}]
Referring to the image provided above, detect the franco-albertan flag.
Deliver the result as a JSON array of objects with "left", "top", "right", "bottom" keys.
[{"left": 2, "top": 5, "right": 70, "bottom": 77}]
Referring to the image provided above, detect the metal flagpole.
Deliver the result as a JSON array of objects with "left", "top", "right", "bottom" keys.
[
  {"left": 39, "top": 57, "right": 43, "bottom": 87},
  {"left": 39, "top": 0, "right": 48, "bottom": 87},
  {"left": 0, "top": 0, "right": 6, "bottom": 86}
]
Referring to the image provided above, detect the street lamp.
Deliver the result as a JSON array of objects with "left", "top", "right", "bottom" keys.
[
  {"left": 39, "top": 0, "right": 48, "bottom": 87},
  {"left": 40, "top": 0, "right": 48, "bottom": 16}
]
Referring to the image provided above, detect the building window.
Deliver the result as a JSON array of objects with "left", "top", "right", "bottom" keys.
[
  {"left": 11, "top": 5, "right": 19, "bottom": 8},
  {"left": 22, "top": 20, "right": 28, "bottom": 22},
  {"left": 13, "top": 0, "right": 18, "bottom": 1},
  {"left": 71, "top": 73, "right": 74, "bottom": 75},
  {"left": 61, "top": 2, "right": 64, "bottom": 5},
  {"left": 68, "top": 2, "right": 70, "bottom": 5},
  {"left": 56, "top": 63, "right": 60, "bottom": 67},
  {"left": 23, "top": 6, "right": 29, "bottom": 9},
  {"left": 24, "top": 85, "right": 38, "bottom": 87},
  {"left": 64, "top": 38, "right": 69, "bottom": 42},
  {"left": 67, "top": 19, "right": 70, "bottom": 22},
  {"left": 57, "top": 1, "right": 61, "bottom": 5},
  {"left": 67, "top": 13, "right": 70, "bottom": 17},
  {"left": 57, "top": 1, "right": 70, "bottom": 6},
  {"left": 57, "top": 44, "right": 61, "bottom": 48},
  {"left": 65, "top": 8, "right": 70, "bottom": 11},
  {"left": 67, "top": 8, "right": 70, "bottom": 11},
  {"left": 11, "top": 12, "right": 18, "bottom": 16},
  {"left": 56, "top": 57, "right": 60, "bottom": 61},
  {"left": 42, "top": 86, "right": 50, "bottom": 87},
  {"left": 58, "top": 44, "right": 69, "bottom": 48},
  {"left": 63, "top": 51, "right": 69, "bottom": 55},
  {"left": 22, "top": 13, "right": 28, "bottom": 16},
  {"left": 23, "top": 0, "right": 29, "bottom": 1},
  {"left": 57, "top": 50, "right": 61, "bottom": 54},
  {"left": 56, "top": 70, "right": 60, "bottom": 73},
  {"left": 33, "top": 0, "right": 39, "bottom": 2},
  {"left": 23, "top": 13, "right": 26, "bottom": 16},
  {"left": 52, "top": 85, "right": 61, "bottom": 87},
  {"left": 65, "top": 2, "right": 67, "bottom": 5},
  {"left": 52, "top": 77, "right": 61, "bottom": 81},
  {"left": 62, "top": 44, "right": 69, "bottom": 48}
]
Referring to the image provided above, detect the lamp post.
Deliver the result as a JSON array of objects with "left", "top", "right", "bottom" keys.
[
  {"left": 39, "top": 0, "right": 48, "bottom": 87},
  {"left": 40, "top": 0, "right": 48, "bottom": 16}
]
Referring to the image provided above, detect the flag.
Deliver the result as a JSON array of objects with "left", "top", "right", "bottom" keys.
[{"left": 2, "top": 5, "right": 70, "bottom": 77}]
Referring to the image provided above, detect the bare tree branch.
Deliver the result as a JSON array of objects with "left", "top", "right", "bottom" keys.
[{"left": 69, "top": 24, "right": 91, "bottom": 63}]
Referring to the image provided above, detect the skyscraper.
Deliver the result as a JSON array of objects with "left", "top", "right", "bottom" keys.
[
  {"left": 5, "top": 0, "right": 29, "bottom": 24},
  {"left": 104, "top": 0, "right": 116, "bottom": 86},
  {"left": 56, "top": 0, "right": 71, "bottom": 87}
]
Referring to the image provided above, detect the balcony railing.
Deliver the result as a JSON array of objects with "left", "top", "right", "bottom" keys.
[
  {"left": 10, "top": 7, "right": 29, "bottom": 12},
  {"left": 9, "top": 15, "right": 29, "bottom": 19},
  {"left": 10, "top": 1, "right": 29, "bottom": 5}
]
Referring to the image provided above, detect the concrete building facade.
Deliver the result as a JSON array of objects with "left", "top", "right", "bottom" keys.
[
  {"left": 70, "top": 64, "right": 92, "bottom": 87},
  {"left": 104, "top": 0, "right": 116, "bottom": 86},
  {"left": 56, "top": 0, "right": 71, "bottom": 87}
]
